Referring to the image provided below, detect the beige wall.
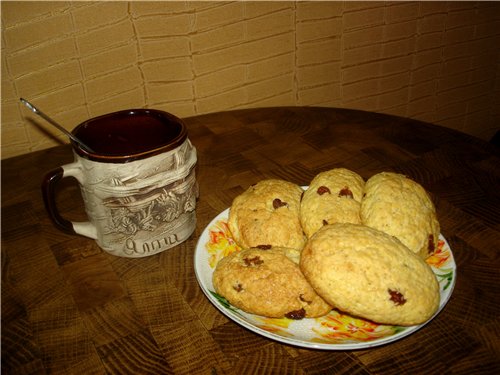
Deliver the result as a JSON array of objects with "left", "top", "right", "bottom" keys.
[{"left": 2, "top": 1, "right": 499, "bottom": 159}]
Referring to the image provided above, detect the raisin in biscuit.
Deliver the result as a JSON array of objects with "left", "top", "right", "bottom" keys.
[
  {"left": 300, "top": 168, "right": 365, "bottom": 238},
  {"left": 228, "top": 179, "right": 305, "bottom": 250},
  {"left": 361, "top": 172, "right": 440, "bottom": 259},
  {"left": 300, "top": 223, "right": 440, "bottom": 326},
  {"left": 213, "top": 248, "right": 332, "bottom": 318}
]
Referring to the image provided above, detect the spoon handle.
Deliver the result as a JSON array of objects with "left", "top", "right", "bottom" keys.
[{"left": 20, "top": 98, "right": 95, "bottom": 153}]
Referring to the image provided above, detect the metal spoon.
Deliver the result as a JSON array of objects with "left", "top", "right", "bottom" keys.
[{"left": 20, "top": 98, "right": 95, "bottom": 153}]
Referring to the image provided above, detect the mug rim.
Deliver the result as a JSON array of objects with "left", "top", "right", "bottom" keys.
[{"left": 71, "top": 108, "right": 188, "bottom": 163}]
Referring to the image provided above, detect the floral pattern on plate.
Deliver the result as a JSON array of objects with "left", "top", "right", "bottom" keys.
[{"left": 194, "top": 209, "right": 456, "bottom": 350}]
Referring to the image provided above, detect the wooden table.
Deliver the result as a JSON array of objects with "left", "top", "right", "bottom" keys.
[{"left": 2, "top": 107, "right": 499, "bottom": 374}]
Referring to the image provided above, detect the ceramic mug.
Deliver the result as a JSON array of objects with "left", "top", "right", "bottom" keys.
[{"left": 42, "top": 109, "right": 198, "bottom": 258}]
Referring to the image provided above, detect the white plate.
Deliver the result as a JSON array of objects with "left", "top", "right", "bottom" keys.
[{"left": 194, "top": 208, "right": 456, "bottom": 350}]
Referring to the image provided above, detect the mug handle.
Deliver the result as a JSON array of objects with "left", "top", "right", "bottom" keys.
[{"left": 42, "top": 162, "right": 97, "bottom": 239}]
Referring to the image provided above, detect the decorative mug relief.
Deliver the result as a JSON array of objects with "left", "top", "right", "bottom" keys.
[
  {"left": 104, "top": 173, "right": 197, "bottom": 236},
  {"left": 104, "top": 170, "right": 198, "bottom": 256},
  {"left": 75, "top": 139, "right": 198, "bottom": 257}
]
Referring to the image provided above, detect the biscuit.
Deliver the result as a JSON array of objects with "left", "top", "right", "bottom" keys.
[
  {"left": 228, "top": 179, "right": 305, "bottom": 250},
  {"left": 300, "top": 168, "right": 365, "bottom": 238},
  {"left": 300, "top": 223, "right": 440, "bottom": 326},
  {"left": 281, "top": 247, "right": 301, "bottom": 265},
  {"left": 361, "top": 172, "right": 440, "bottom": 259},
  {"left": 213, "top": 248, "right": 332, "bottom": 318}
]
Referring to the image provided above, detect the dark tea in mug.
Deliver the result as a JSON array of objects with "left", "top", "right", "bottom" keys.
[{"left": 72, "top": 109, "right": 187, "bottom": 160}]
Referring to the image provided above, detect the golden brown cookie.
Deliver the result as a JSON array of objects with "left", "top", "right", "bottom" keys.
[
  {"left": 300, "top": 223, "right": 440, "bottom": 326},
  {"left": 361, "top": 172, "right": 440, "bottom": 259},
  {"left": 281, "top": 247, "right": 301, "bottom": 265},
  {"left": 228, "top": 179, "right": 305, "bottom": 250},
  {"left": 300, "top": 168, "right": 365, "bottom": 238},
  {"left": 213, "top": 248, "right": 332, "bottom": 319}
]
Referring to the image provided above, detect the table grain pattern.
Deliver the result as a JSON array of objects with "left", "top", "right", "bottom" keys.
[{"left": 2, "top": 107, "right": 499, "bottom": 374}]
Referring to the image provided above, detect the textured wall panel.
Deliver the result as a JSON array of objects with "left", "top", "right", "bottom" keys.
[
  {"left": 81, "top": 44, "right": 138, "bottom": 79},
  {"left": 76, "top": 21, "right": 136, "bottom": 55},
  {"left": 3, "top": 14, "right": 73, "bottom": 52},
  {"left": 16, "top": 61, "right": 82, "bottom": 97},
  {"left": 8, "top": 39, "right": 77, "bottom": 79},
  {"left": 1, "top": 1, "right": 499, "bottom": 158},
  {"left": 72, "top": 2, "right": 129, "bottom": 31}
]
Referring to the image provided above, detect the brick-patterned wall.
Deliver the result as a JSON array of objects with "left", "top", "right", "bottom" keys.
[{"left": 2, "top": 1, "right": 499, "bottom": 159}]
